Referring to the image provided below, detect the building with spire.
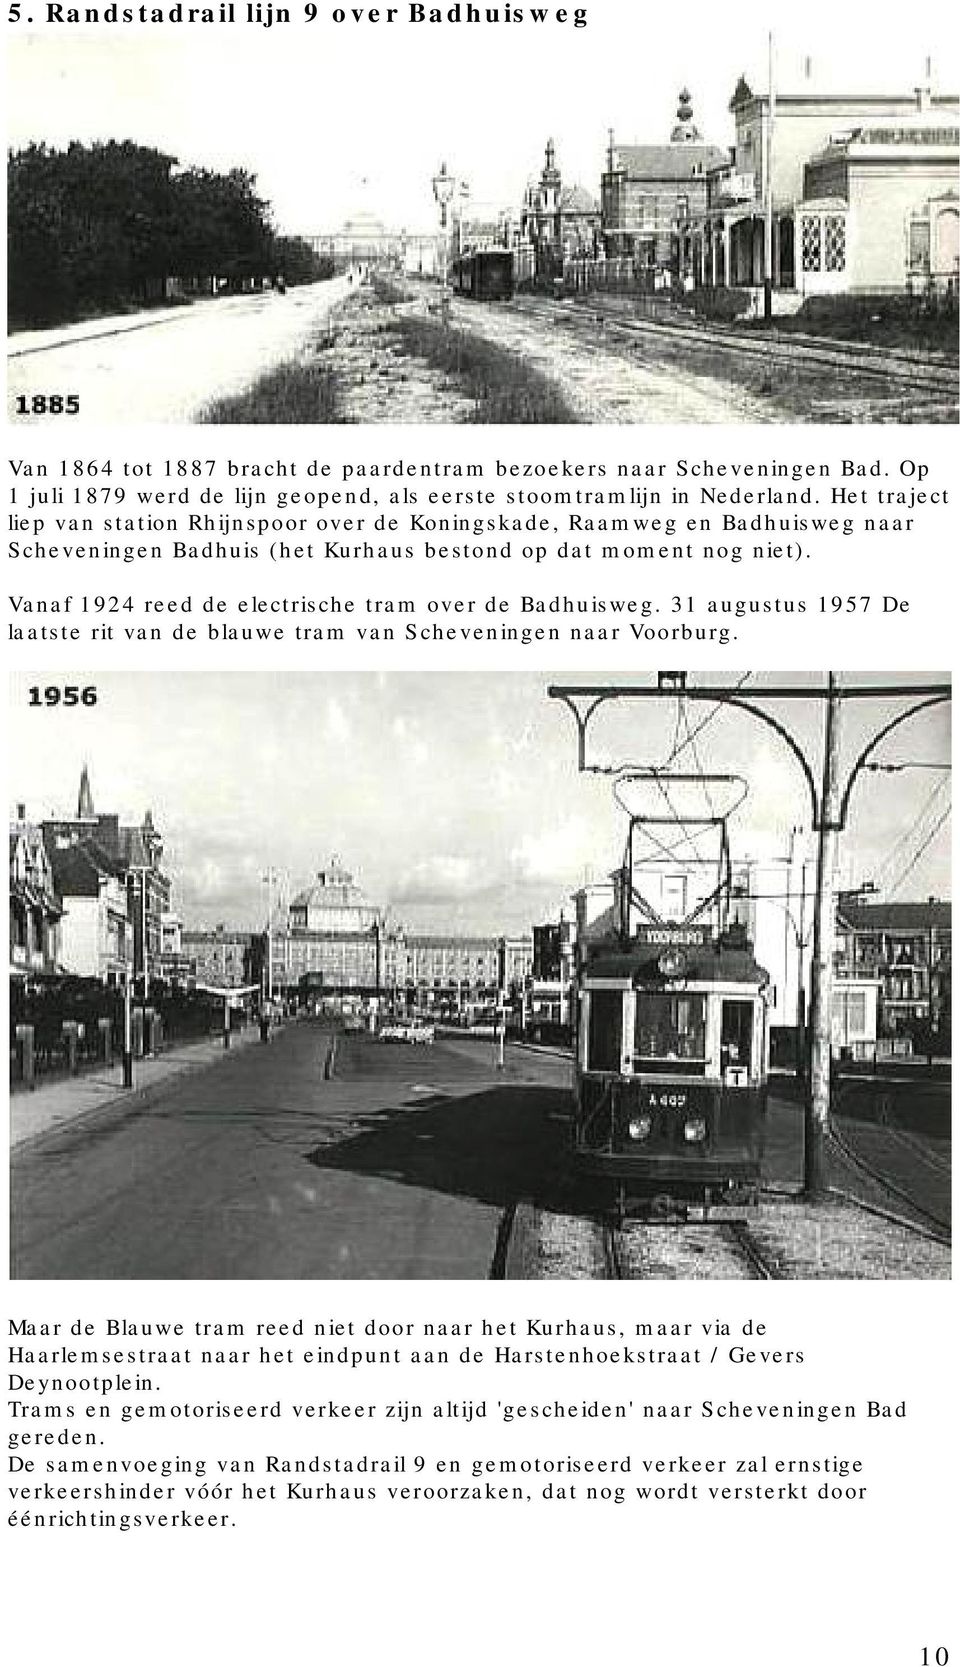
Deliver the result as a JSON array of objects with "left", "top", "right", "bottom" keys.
[
  {"left": 521, "top": 139, "right": 601, "bottom": 277},
  {"left": 41, "top": 767, "right": 171, "bottom": 989},
  {"left": 77, "top": 762, "right": 94, "bottom": 820},
  {"left": 601, "top": 92, "right": 727, "bottom": 270}
]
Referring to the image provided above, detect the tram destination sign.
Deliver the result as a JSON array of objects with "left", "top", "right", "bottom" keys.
[{"left": 635, "top": 926, "right": 711, "bottom": 947}]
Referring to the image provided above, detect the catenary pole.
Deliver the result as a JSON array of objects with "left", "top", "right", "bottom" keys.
[
  {"left": 805, "top": 674, "right": 843, "bottom": 1192},
  {"left": 764, "top": 31, "right": 776, "bottom": 323}
]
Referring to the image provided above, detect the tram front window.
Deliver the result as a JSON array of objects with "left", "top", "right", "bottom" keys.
[
  {"left": 634, "top": 993, "right": 706, "bottom": 1070},
  {"left": 588, "top": 989, "right": 623, "bottom": 1072},
  {"left": 721, "top": 1000, "right": 754, "bottom": 1074}
]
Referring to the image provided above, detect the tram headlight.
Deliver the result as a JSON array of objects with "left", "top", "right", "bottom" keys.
[
  {"left": 627, "top": 1115, "right": 652, "bottom": 1142},
  {"left": 683, "top": 1117, "right": 708, "bottom": 1143}
]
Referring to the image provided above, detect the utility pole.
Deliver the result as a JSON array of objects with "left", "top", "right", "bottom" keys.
[
  {"left": 122, "top": 963, "right": 134, "bottom": 1089},
  {"left": 796, "top": 845, "right": 808, "bottom": 1087},
  {"left": 496, "top": 936, "right": 506, "bottom": 1070},
  {"left": 763, "top": 30, "right": 776, "bottom": 323},
  {"left": 372, "top": 918, "right": 382, "bottom": 1006},
  {"left": 432, "top": 162, "right": 456, "bottom": 327},
  {"left": 806, "top": 675, "right": 842, "bottom": 1192},
  {"left": 265, "top": 869, "right": 275, "bottom": 1002}
]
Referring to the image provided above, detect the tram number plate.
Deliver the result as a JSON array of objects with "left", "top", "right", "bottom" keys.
[{"left": 642, "top": 1088, "right": 689, "bottom": 1114}]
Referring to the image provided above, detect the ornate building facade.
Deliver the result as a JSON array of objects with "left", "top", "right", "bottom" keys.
[
  {"left": 264, "top": 857, "right": 532, "bottom": 1005},
  {"left": 686, "top": 80, "right": 959, "bottom": 295},
  {"left": 41, "top": 767, "right": 171, "bottom": 990},
  {"left": 521, "top": 139, "right": 601, "bottom": 276},
  {"left": 9, "top": 810, "right": 62, "bottom": 982},
  {"left": 601, "top": 93, "right": 726, "bottom": 271}
]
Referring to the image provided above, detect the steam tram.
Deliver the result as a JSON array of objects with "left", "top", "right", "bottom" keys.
[
  {"left": 573, "top": 924, "right": 770, "bottom": 1205},
  {"left": 451, "top": 248, "right": 515, "bottom": 301}
]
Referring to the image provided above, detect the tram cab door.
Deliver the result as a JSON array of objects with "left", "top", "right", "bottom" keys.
[{"left": 720, "top": 999, "right": 754, "bottom": 1088}]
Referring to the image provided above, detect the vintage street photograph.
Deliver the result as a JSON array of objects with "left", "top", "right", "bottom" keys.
[
  {"left": 9, "top": 670, "right": 951, "bottom": 1279},
  {"left": 6, "top": 15, "right": 958, "bottom": 424}
]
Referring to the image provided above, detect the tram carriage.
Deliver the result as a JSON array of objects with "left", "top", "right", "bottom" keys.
[
  {"left": 451, "top": 248, "right": 514, "bottom": 301},
  {"left": 568, "top": 773, "right": 771, "bottom": 1211},
  {"left": 573, "top": 922, "right": 770, "bottom": 1203}
]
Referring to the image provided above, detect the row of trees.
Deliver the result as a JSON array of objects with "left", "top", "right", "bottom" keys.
[{"left": 8, "top": 140, "right": 332, "bottom": 329}]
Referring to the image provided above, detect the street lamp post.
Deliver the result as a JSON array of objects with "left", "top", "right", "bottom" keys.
[
  {"left": 262, "top": 868, "right": 279, "bottom": 1003},
  {"left": 432, "top": 161, "right": 456, "bottom": 326},
  {"left": 122, "top": 962, "right": 134, "bottom": 1089}
]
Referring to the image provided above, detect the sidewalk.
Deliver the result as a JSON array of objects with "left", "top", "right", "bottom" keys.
[
  {"left": 9, "top": 1025, "right": 263, "bottom": 1152},
  {"left": 8, "top": 302, "right": 208, "bottom": 357}
]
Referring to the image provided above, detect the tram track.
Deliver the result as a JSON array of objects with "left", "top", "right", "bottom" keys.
[
  {"left": 601, "top": 1217, "right": 624, "bottom": 1280},
  {"left": 606, "top": 1216, "right": 781, "bottom": 1281},
  {"left": 723, "top": 1221, "right": 779, "bottom": 1281},
  {"left": 510, "top": 293, "right": 959, "bottom": 401},
  {"left": 885, "top": 1124, "right": 952, "bottom": 1179},
  {"left": 500, "top": 1186, "right": 948, "bottom": 1278},
  {"left": 513, "top": 293, "right": 953, "bottom": 396},
  {"left": 827, "top": 1117, "right": 951, "bottom": 1242}
]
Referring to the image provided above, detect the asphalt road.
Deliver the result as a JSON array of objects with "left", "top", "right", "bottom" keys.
[
  {"left": 20, "top": 1021, "right": 947, "bottom": 1279},
  {"left": 8, "top": 278, "right": 350, "bottom": 424},
  {"left": 11, "top": 1023, "right": 824, "bottom": 1281},
  {"left": 10, "top": 1023, "right": 574, "bottom": 1280}
]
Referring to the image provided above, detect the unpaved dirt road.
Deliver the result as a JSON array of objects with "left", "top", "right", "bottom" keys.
[{"left": 8, "top": 278, "right": 353, "bottom": 424}]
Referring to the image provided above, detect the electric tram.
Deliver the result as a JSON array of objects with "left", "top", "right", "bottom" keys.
[{"left": 570, "top": 775, "right": 771, "bottom": 1208}]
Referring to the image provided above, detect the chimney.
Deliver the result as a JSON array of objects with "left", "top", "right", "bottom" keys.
[{"left": 916, "top": 84, "right": 931, "bottom": 112}]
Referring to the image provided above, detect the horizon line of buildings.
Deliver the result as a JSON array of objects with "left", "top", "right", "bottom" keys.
[
  {"left": 9, "top": 767, "right": 952, "bottom": 1055},
  {"left": 308, "top": 76, "right": 958, "bottom": 301}
]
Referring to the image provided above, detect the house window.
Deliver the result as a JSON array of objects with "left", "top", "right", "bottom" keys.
[
  {"left": 801, "top": 216, "right": 822, "bottom": 272},
  {"left": 908, "top": 215, "right": 932, "bottom": 274},
  {"left": 824, "top": 215, "right": 846, "bottom": 271}
]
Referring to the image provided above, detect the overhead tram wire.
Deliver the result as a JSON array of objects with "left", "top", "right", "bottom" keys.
[
  {"left": 873, "top": 775, "right": 951, "bottom": 896},
  {"left": 607, "top": 675, "right": 755, "bottom": 915},
  {"left": 680, "top": 697, "right": 720, "bottom": 824},
  {"left": 598, "top": 674, "right": 753, "bottom": 785},
  {"left": 651, "top": 771, "right": 711, "bottom": 872},
  {"left": 658, "top": 671, "right": 754, "bottom": 771},
  {"left": 886, "top": 803, "right": 952, "bottom": 900},
  {"left": 627, "top": 811, "right": 708, "bottom": 872}
]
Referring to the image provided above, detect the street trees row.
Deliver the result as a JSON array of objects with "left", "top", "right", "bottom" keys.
[{"left": 8, "top": 140, "right": 332, "bottom": 329}]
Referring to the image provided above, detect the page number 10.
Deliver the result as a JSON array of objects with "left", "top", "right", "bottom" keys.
[{"left": 922, "top": 1650, "right": 949, "bottom": 1665}]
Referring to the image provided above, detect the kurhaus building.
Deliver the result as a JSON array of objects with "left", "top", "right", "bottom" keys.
[{"left": 265, "top": 857, "right": 531, "bottom": 1003}]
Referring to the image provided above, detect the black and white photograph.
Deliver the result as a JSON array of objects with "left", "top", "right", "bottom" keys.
[
  {"left": 3, "top": 5, "right": 958, "bottom": 1659},
  {"left": 10, "top": 669, "right": 951, "bottom": 1279},
  {"left": 7, "top": 16, "right": 958, "bottom": 424}
]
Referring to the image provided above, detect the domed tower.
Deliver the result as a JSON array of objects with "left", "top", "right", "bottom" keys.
[{"left": 670, "top": 89, "right": 702, "bottom": 143}]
